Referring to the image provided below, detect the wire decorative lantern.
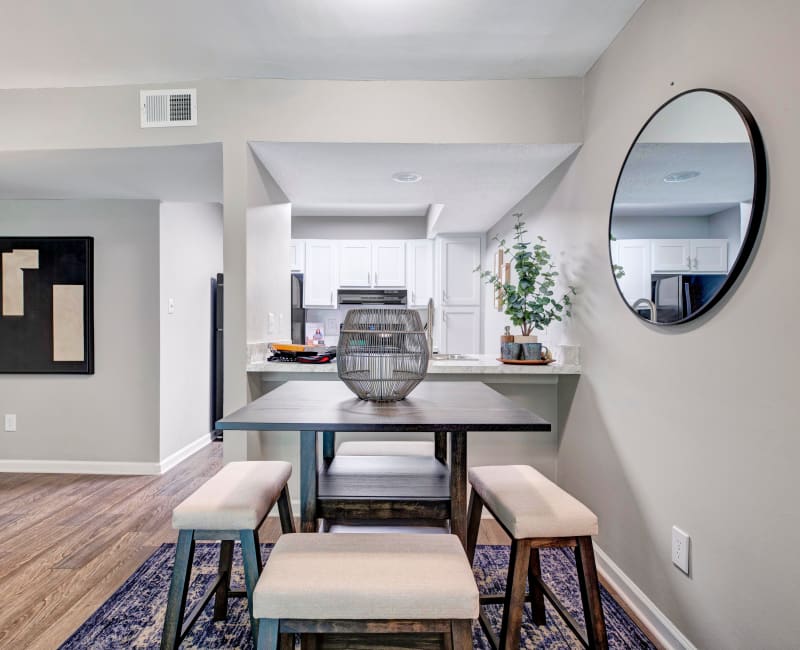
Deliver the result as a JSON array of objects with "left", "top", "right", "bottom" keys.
[{"left": 337, "top": 308, "right": 429, "bottom": 402}]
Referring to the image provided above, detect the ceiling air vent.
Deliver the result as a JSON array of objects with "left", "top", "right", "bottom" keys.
[{"left": 140, "top": 89, "right": 197, "bottom": 128}]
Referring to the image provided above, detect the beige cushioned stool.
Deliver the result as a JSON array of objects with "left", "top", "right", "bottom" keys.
[
  {"left": 162, "top": 461, "right": 295, "bottom": 650},
  {"left": 467, "top": 465, "right": 607, "bottom": 650},
  {"left": 468, "top": 464, "right": 598, "bottom": 539},
  {"left": 173, "top": 461, "right": 292, "bottom": 530},
  {"left": 337, "top": 440, "right": 436, "bottom": 457},
  {"left": 253, "top": 533, "right": 478, "bottom": 649}
]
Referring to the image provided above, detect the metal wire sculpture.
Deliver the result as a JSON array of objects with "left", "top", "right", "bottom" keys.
[{"left": 337, "top": 308, "right": 429, "bottom": 401}]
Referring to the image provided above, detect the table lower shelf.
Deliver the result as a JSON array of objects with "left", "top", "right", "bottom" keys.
[{"left": 316, "top": 454, "right": 452, "bottom": 523}]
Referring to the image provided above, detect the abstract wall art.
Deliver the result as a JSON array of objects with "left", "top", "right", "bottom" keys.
[{"left": 0, "top": 237, "right": 94, "bottom": 373}]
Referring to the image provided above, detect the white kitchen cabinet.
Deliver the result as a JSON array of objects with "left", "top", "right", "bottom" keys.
[
  {"left": 372, "top": 241, "right": 406, "bottom": 287},
  {"left": 440, "top": 307, "right": 480, "bottom": 354},
  {"left": 615, "top": 239, "right": 652, "bottom": 306},
  {"left": 406, "top": 240, "right": 434, "bottom": 306},
  {"left": 691, "top": 239, "right": 728, "bottom": 272},
  {"left": 651, "top": 239, "right": 691, "bottom": 272},
  {"left": 440, "top": 236, "right": 481, "bottom": 306},
  {"left": 339, "top": 241, "right": 372, "bottom": 286},
  {"left": 651, "top": 239, "right": 728, "bottom": 273},
  {"left": 304, "top": 241, "right": 337, "bottom": 308},
  {"left": 289, "top": 240, "right": 305, "bottom": 272}
]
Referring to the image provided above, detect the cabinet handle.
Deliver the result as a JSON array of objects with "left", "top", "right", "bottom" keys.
[
  {"left": 330, "top": 290, "right": 334, "bottom": 305},
  {"left": 412, "top": 290, "right": 416, "bottom": 304},
  {"left": 686, "top": 256, "right": 692, "bottom": 268},
  {"left": 375, "top": 272, "right": 379, "bottom": 285},
  {"left": 442, "top": 291, "right": 448, "bottom": 304},
  {"left": 367, "top": 271, "right": 371, "bottom": 285}
]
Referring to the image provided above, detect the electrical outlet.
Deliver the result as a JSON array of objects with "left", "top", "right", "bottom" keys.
[
  {"left": 4, "top": 414, "right": 16, "bottom": 432},
  {"left": 672, "top": 526, "right": 690, "bottom": 574}
]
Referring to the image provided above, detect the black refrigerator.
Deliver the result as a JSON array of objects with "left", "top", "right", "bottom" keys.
[
  {"left": 211, "top": 273, "right": 224, "bottom": 439},
  {"left": 291, "top": 272, "right": 306, "bottom": 345}
]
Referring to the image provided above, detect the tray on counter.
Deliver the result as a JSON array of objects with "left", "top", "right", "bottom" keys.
[{"left": 496, "top": 358, "right": 556, "bottom": 365}]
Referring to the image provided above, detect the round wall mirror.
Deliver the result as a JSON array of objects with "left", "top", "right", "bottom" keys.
[{"left": 609, "top": 89, "right": 766, "bottom": 325}]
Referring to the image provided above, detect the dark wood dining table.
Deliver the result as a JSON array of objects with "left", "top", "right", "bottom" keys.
[{"left": 217, "top": 380, "right": 551, "bottom": 547}]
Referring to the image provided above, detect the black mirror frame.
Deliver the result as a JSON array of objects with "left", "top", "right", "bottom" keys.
[{"left": 608, "top": 88, "right": 767, "bottom": 326}]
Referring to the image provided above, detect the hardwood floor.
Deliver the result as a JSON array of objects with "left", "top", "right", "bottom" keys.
[{"left": 0, "top": 442, "right": 653, "bottom": 649}]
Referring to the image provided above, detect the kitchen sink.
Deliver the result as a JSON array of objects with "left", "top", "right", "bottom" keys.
[{"left": 430, "top": 353, "right": 478, "bottom": 361}]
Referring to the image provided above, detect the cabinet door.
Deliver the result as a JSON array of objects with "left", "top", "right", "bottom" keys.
[
  {"left": 651, "top": 239, "right": 691, "bottom": 272},
  {"left": 440, "top": 237, "right": 481, "bottom": 305},
  {"left": 304, "top": 241, "right": 337, "bottom": 307},
  {"left": 289, "top": 240, "right": 304, "bottom": 272},
  {"left": 339, "top": 241, "right": 372, "bottom": 286},
  {"left": 372, "top": 241, "right": 406, "bottom": 287},
  {"left": 616, "top": 239, "right": 652, "bottom": 306},
  {"left": 691, "top": 239, "right": 728, "bottom": 272},
  {"left": 407, "top": 240, "right": 433, "bottom": 306},
  {"left": 440, "top": 307, "right": 480, "bottom": 354}
]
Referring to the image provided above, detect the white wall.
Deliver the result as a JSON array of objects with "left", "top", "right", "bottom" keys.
[
  {"left": 482, "top": 1, "right": 800, "bottom": 647},
  {"left": 0, "top": 199, "right": 160, "bottom": 466},
  {"left": 247, "top": 204, "right": 292, "bottom": 344},
  {"left": 612, "top": 213, "right": 712, "bottom": 240},
  {"left": 291, "top": 215, "right": 428, "bottom": 240},
  {"left": 708, "top": 204, "right": 742, "bottom": 267},
  {"left": 159, "top": 202, "right": 223, "bottom": 460}
]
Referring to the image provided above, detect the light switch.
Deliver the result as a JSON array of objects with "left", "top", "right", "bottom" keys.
[{"left": 4, "top": 414, "right": 16, "bottom": 432}]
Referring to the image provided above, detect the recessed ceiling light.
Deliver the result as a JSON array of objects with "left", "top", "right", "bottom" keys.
[
  {"left": 392, "top": 171, "right": 422, "bottom": 183},
  {"left": 664, "top": 170, "right": 701, "bottom": 183}
]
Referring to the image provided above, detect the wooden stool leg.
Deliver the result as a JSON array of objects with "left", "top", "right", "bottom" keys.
[
  {"left": 527, "top": 546, "right": 547, "bottom": 625},
  {"left": 241, "top": 529, "right": 264, "bottom": 645},
  {"left": 466, "top": 490, "right": 483, "bottom": 565},
  {"left": 451, "top": 620, "right": 473, "bottom": 650},
  {"left": 499, "top": 539, "right": 530, "bottom": 650},
  {"left": 213, "top": 539, "right": 235, "bottom": 621},
  {"left": 435, "top": 431, "right": 448, "bottom": 463},
  {"left": 300, "top": 633, "right": 318, "bottom": 650},
  {"left": 277, "top": 485, "right": 296, "bottom": 533},
  {"left": 256, "top": 618, "right": 280, "bottom": 650},
  {"left": 279, "top": 633, "right": 295, "bottom": 650},
  {"left": 575, "top": 537, "right": 608, "bottom": 650},
  {"left": 161, "top": 529, "right": 196, "bottom": 650}
]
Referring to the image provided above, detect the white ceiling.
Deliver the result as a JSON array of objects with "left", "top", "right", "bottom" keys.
[
  {"left": 250, "top": 142, "right": 579, "bottom": 234},
  {"left": 0, "top": 144, "right": 222, "bottom": 202},
  {"left": 0, "top": 0, "right": 643, "bottom": 88},
  {"left": 612, "top": 143, "right": 754, "bottom": 218}
]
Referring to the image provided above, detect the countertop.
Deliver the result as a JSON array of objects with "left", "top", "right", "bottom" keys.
[{"left": 247, "top": 354, "right": 580, "bottom": 375}]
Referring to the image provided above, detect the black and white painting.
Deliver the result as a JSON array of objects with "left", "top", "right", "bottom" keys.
[{"left": 0, "top": 237, "right": 94, "bottom": 373}]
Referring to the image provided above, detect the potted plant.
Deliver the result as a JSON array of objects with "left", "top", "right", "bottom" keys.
[{"left": 477, "top": 213, "right": 575, "bottom": 358}]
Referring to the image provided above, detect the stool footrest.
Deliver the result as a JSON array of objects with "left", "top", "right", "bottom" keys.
[{"left": 180, "top": 574, "right": 225, "bottom": 642}]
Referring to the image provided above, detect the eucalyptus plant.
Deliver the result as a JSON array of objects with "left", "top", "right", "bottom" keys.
[{"left": 477, "top": 213, "right": 576, "bottom": 336}]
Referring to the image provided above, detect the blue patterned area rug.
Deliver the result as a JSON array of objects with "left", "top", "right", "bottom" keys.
[{"left": 60, "top": 543, "right": 655, "bottom": 649}]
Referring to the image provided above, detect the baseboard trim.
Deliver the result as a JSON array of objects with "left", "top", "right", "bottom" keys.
[
  {"left": 0, "top": 458, "right": 162, "bottom": 475},
  {"left": 159, "top": 433, "right": 212, "bottom": 474},
  {"left": 594, "top": 543, "right": 695, "bottom": 650},
  {"left": 0, "top": 433, "right": 213, "bottom": 476}
]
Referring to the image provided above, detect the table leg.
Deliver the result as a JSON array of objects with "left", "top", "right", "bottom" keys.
[
  {"left": 300, "top": 430, "right": 318, "bottom": 533},
  {"left": 449, "top": 431, "right": 467, "bottom": 548}
]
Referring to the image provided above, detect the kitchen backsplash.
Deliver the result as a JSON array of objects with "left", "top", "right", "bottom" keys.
[{"left": 306, "top": 307, "right": 427, "bottom": 347}]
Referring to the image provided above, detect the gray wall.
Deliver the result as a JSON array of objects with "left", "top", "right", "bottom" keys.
[
  {"left": 0, "top": 199, "right": 160, "bottom": 463},
  {"left": 483, "top": 1, "right": 799, "bottom": 647},
  {"left": 291, "top": 215, "right": 428, "bottom": 240},
  {"left": 159, "top": 202, "right": 223, "bottom": 460}
]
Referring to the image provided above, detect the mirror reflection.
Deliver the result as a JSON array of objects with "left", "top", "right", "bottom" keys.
[{"left": 609, "top": 90, "right": 763, "bottom": 324}]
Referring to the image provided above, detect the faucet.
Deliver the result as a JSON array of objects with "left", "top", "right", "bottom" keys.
[
  {"left": 426, "top": 297, "right": 435, "bottom": 355},
  {"left": 632, "top": 298, "right": 658, "bottom": 323}
]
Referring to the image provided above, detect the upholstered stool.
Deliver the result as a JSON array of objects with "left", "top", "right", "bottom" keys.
[
  {"left": 336, "top": 440, "right": 436, "bottom": 456},
  {"left": 252, "top": 533, "right": 479, "bottom": 649},
  {"left": 466, "top": 465, "right": 608, "bottom": 650},
  {"left": 161, "top": 461, "right": 295, "bottom": 650}
]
